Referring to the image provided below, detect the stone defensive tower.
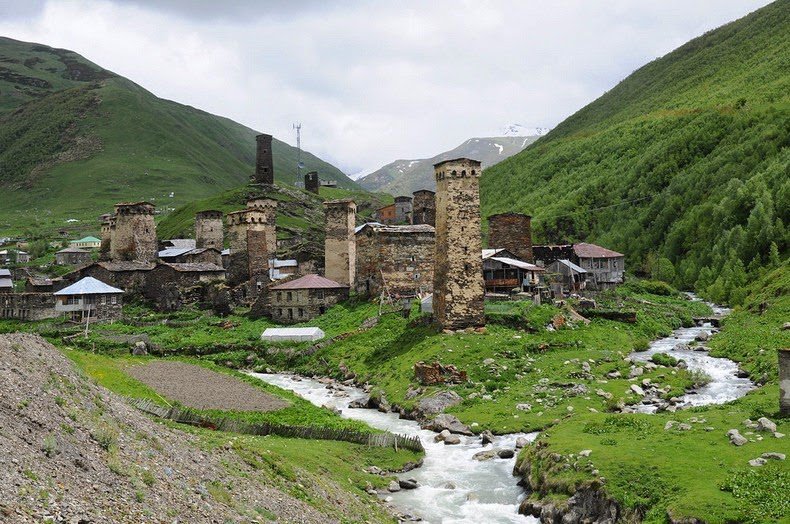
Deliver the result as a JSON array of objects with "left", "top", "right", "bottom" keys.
[
  {"left": 225, "top": 198, "right": 277, "bottom": 287},
  {"left": 324, "top": 200, "right": 356, "bottom": 286},
  {"left": 488, "top": 212, "right": 533, "bottom": 262},
  {"left": 305, "top": 171, "right": 320, "bottom": 194},
  {"left": 412, "top": 190, "right": 436, "bottom": 226},
  {"left": 110, "top": 202, "right": 157, "bottom": 263},
  {"left": 195, "top": 210, "right": 224, "bottom": 250},
  {"left": 252, "top": 133, "right": 274, "bottom": 185},
  {"left": 99, "top": 213, "right": 114, "bottom": 259},
  {"left": 433, "top": 159, "right": 485, "bottom": 330}
]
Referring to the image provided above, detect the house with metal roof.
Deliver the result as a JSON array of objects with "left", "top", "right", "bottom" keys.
[
  {"left": 0, "top": 268, "right": 12, "bottom": 293},
  {"left": 572, "top": 243, "right": 625, "bottom": 289},
  {"left": 547, "top": 259, "right": 588, "bottom": 294},
  {"left": 482, "top": 251, "right": 546, "bottom": 294},
  {"left": 54, "top": 276, "right": 124, "bottom": 322},
  {"left": 70, "top": 236, "right": 102, "bottom": 249},
  {"left": 269, "top": 274, "right": 349, "bottom": 324}
]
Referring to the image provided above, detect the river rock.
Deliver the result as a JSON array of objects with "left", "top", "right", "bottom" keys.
[
  {"left": 677, "top": 360, "right": 688, "bottom": 369},
  {"left": 498, "top": 449, "right": 515, "bottom": 459},
  {"left": 756, "top": 417, "right": 777, "bottom": 433},
  {"left": 596, "top": 389, "right": 613, "bottom": 400},
  {"left": 443, "top": 434, "right": 461, "bottom": 445},
  {"left": 630, "top": 384, "right": 645, "bottom": 396},
  {"left": 695, "top": 332, "right": 709, "bottom": 342},
  {"left": 399, "top": 479, "right": 418, "bottom": 490},
  {"left": 416, "top": 390, "right": 463, "bottom": 417},
  {"left": 629, "top": 367, "right": 644, "bottom": 378},
  {"left": 434, "top": 429, "right": 451, "bottom": 442},
  {"left": 579, "top": 449, "right": 592, "bottom": 457},
  {"left": 515, "top": 437, "right": 528, "bottom": 449},
  {"left": 480, "top": 430, "right": 495, "bottom": 446},
  {"left": 388, "top": 480, "right": 401, "bottom": 492},
  {"left": 443, "top": 481, "right": 456, "bottom": 489},
  {"left": 673, "top": 343, "right": 690, "bottom": 351},
  {"left": 607, "top": 370, "right": 622, "bottom": 379},
  {"left": 472, "top": 450, "right": 498, "bottom": 461},
  {"left": 735, "top": 369, "right": 750, "bottom": 378},
  {"left": 748, "top": 458, "right": 767, "bottom": 467},
  {"left": 728, "top": 429, "right": 748, "bottom": 446},
  {"left": 423, "top": 414, "right": 473, "bottom": 435},
  {"left": 348, "top": 397, "right": 371, "bottom": 409},
  {"left": 761, "top": 452, "right": 786, "bottom": 461}
]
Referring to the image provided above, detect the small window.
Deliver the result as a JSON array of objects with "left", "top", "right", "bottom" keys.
[
  {"left": 287, "top": 291, "right": 292, "bottom": 301},
  {"left": 277, "top": 292, "right": 282, "bottom": 302},
  {"left": 298, "top": 308, "right": 304, "bottom": 317},
  {"left": 316, "top": 290, "right": 324, "bottom": 299},
  {"left": 111, "top": 295, "right": 117, "bottom": 305},
  {"left": 288, "top": 309, "right": 293, "bottom": 319}
]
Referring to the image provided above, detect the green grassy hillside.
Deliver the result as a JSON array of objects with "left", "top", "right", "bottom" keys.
[
  {"left": 480, "top": 0, "right": 789, "bottom": 304},
  {"left": 0, "top": 37, "right": 358, "bottom": 236}
]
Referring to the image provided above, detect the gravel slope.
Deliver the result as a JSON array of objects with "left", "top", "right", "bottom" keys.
[{"left": 0, "top": 333, "right": 342, "bottom": 523}]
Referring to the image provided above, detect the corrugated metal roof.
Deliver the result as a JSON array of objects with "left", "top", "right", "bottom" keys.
[
  {"left": 490, "top": 257, "right": 546, "bottom": 271},
  {"left": 58, "top": 247, "right": 90, "bottom": 253},
  {"left": 354, "top": 222, "right": 383, "bottom": 234},
  {"left": 0, "top": 269, "right": 11, "bottom": 277},
  {"left": 271, "top": 274, "right": 348, "bottom": 290},
  {"left": 161, "top": 263, "right": 225, "bottom": 273},
  {"left": 158, "top": 247, "right": 193, "bottom": 258},
  {"left": 482, "top": 248, "right": 506, "bottom": 259},
  {"left": 0, "top": 277, "right": 13, "bottom": 288},
  {"left": 573, "top": 242, "right": 624, "bottom": 258},
  {"left": 54, "top": 277, "right": 123, "bottom": 295},
  {"left": 71, "top": 236, "right": 100, "bottom": 243},
  {"left": 356, "top": 223, "right": 434, "bottom": 235},
  {"left": 554, "top": 259, "right": 587, "bottom": 273}
]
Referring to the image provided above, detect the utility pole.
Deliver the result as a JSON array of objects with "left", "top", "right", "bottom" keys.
[{"left": 293, "top": 123, "right": 303, "bottom": 181}]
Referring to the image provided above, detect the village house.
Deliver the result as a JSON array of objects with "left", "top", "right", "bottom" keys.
[
  {"left": 547, "top": 258, "right": 588, "bottom": 294},
  {"left": 56, "top": 247, "right": 93, "bottom": 266},
  {"left": 54, "top": 276, "right": 123, "bottom": 322},
  {"left": 158, "top": 246, "right": 223, "bottom": 266},
  {"left": 64, "top": 261, "right": 156, "bottom": 291},
  {"left": 269, "top": 274, "right": 349, "bottom": 323},
  {"left": 69, "top": 236, "right": 102, "bottom": 249},
  {"left": 0, "top": 250, "right": 29, "bottom": 265},
  {"left": 481, "top": 249, "right": 545, "bottom": 294},
  {"left": 394, "top": 196, "right": 413, "bottom": 224},
  {"left": 0, "top": 292, "right": 58, "bottom": 321},
  {"left": 533, "top": 242, "right": 625, "bottom": 290},
  {"left": 373, "top": 203, "right": 397, "bottom": 224},
  {"left": 25, "top": 276, "right": 54, "bottom": 293},
  {"left": 142, "top": 262, "right": 226, "bottom": 310},
  {"left": 0, "top": 269, "right": 12, "bottom": 293},
  {"left": 354, "top": 223, "right": 435, "bottom": 298}
]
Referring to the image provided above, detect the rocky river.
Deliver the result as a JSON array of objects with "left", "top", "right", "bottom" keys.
[{"left": 252, "top": 298, "right": 755, "bottom": 523}]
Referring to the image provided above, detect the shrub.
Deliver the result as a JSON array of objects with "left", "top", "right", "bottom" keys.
[{"left": 651, "top": 353, "right": 678, "bottom": 367}]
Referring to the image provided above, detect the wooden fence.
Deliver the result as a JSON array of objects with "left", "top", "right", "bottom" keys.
[{"left": 128, "top": 398, "right": 424, "bottom": 452}]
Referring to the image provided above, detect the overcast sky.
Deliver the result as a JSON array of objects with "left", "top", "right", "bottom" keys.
[{"left": 0, "top": 0, "right": 771, "bottom": 176}]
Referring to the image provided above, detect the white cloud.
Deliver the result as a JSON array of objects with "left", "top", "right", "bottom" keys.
[{"left": 0, "top": 0, "right": 771, "bottom": 176}]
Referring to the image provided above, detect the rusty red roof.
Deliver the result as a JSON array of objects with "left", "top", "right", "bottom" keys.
[
  {"left": 573, "top": 242, "right": 624, "bottom": 258},
  {"left": 270, "top": 274, "right": 348, "bottom": 290}
]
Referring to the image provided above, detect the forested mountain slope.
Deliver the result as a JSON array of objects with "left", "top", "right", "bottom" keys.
[
  {"left": 480, "top": 0, "right": 789, "bottom": 303},
  {"left": 0, "top": 37, "right": 357, "bottom": 234}
]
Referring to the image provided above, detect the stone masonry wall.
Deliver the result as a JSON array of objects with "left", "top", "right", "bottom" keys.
[
  {"left": 111, "top": 202, "right": 157, "bottom": 263},
  {"left": 355, "top": 227, "right": 434, "bottom": 297},
  {"left": 195, "top": 210, "right": 224, "bottom": 250},
  {"left": 433, "top": 159, "right": 485, "bottom": 330},
  {"left": 270, "top": 287, "right": 349, "bottom": 324},
  {"left": 324, "top": 200, "right": 356, "bottom": 286},
  {"left": 412, "top": 190, "right": 436, "bottom": 226},
  {"left": 488, "top": 212, "right": 533, "bottom": 262},
  {"left": 0, "top": 293, "right": 58, "bottom": 321}
]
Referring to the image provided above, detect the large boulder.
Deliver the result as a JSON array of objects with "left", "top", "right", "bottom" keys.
[
  {"left": 414, "top": 361, "right": 467, "bottom": 385},
  {"left": 756, "top": 417, "right": 777, "bottom": 433},
  {"left": 416, "top": 390, "right": 463, "bottom": 417},
  {"left": 422, "top": 414, "right": 473, "bottom": 435}
]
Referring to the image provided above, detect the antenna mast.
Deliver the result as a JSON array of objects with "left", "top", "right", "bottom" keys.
[{"left": 293, "top": 123, "right": 303, "bottom": 180}]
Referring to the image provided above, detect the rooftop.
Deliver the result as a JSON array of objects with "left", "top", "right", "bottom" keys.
[
  {"left": 271, "top": 274, "right": 348, "bottom": 290},
  {"left": 0, "top": 269, "right": 11, "bottom": 277},
  {"left": 71, "top": 236, "right": 101, "bottom": 243},
  {"left": 58, "top": 247, "right": 90, "bottom": 253},
  {"left": 97, "top": 261, "right": 156, "bottom": 272},
  {"left": 54, "top": 276, "right": 123, "bottom": 296},
  {"left": 434, "top": 157, "right": 481, "bottom": 168},
  {"left": 554, "top": 259, "right": 587, "bottom": 273},
  {"left": 573, "top": 242, "right": 624, "bottom": 258},
  {"left": 490, "top": 257, "right": 545, "bottom": 271}
]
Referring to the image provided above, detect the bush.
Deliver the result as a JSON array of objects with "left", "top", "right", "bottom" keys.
[{"left": 651, "top": 353, "right": 678, "bottom": 367}]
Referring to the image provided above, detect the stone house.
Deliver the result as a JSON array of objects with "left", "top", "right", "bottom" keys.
[
  {"left": 354, "top": 223, "right": 435, "bottom": 297},
  {"left": 142, "top": 262, "right": 226, "bottom": 311},
  {"left": 69, "top": 236, "right": 102, "bottom": 249},
  {"left": 269, "top": 274, "right": 349, "bottom": 323},
  {"left": 54, "top": 276, "right": 123, "bottom": 322},
  {"left": 64, "top": 261, "right": 156, "bottom": 292},
  {"left": 412, "top": 190, "right": 436, "bottom": 226},
  {"left": 373, "top": 204, "right": 396, "bottom": 224},
  {"left": 0, "top": 292, "right": 58, "bottom": 321},
  {"left": 0, "top": 250, "right": 29, "bottom": 265},
  {"left": 394, "top": 196, "right": 413, "bottom": 224},
  {"left": 56, "top": 247, "right": 93, "bottom": 266},
  {"left": 25, "top": 276, "right": 54, "bottom": 293}
]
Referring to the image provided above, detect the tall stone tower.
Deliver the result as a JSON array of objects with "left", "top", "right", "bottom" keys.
[
  {"left": 433, "top": 159, "right": 485, "bottom": 330},
  {"left": 225, "top": 198, "right": 277, "bottom": 288},
  {"left": 305, "top": 171, "right": 320, "bottom": 194},
  {"left": 324, "top": 200, "right": 356, "bottom": 286},
  {"left": 488, "top": 212, "right": 533, "bottom": 262},
  {"left": 99, "top": 213, "right": 113, "bottom": 260},
  {"left": 110, "top": 202, "right": 157, "bottom": 263},
  {"left": 195, "top": 210, "right": 224, "bottom": 250},
  {"left": 412, "top": 190, "right": 436, "bottom": 226},
  {"left": 252, "top": 133, "right": 274, "bottom": 185}
]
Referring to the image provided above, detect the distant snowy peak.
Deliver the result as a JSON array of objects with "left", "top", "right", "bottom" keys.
[{"left": 500, "top": 124, "right": 550, "bottom": 137}]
